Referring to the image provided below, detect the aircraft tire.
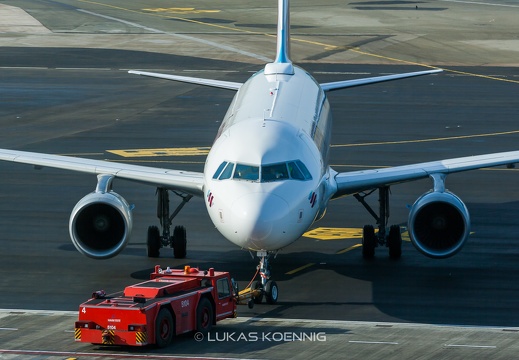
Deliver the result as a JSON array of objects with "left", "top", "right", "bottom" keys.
[
  {"left": 387, "top": 224, "right": 402, "bottom": 259},
  {"left": 147, "top": 226, "right": 161, "bottom": 258},
  {"left": 172, "top": 225, "right": 187, "bottom": 259},
  {"left": 362, "top": 225, "right": 376, "bottom": 259},
  {"left": 265, "top": 280, "right": 279, "bottom": 304}
]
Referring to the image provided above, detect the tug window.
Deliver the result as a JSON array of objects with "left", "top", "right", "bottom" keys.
[{"left": 217, "top": 278, "right": 231, "bottom": 299}]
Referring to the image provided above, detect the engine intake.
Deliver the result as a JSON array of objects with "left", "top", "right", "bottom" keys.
[
  {"left": 69, "top": 191, "right": 133, "bottom": 259},
  {"left": 408, "top": 190, "right": 470, "bottom": 259}
]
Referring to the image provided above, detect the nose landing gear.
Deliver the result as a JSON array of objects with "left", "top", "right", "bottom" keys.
[{"left": 250, "top": 251, "right": 279, "bottom": 304}]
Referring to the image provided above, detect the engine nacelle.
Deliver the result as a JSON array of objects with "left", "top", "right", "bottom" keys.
[
  {"left": 69, "top": 191, "right": 133, "bottom": 259},
  {"left": 408, "top": 190, "right": 470, "bottom": 259}
]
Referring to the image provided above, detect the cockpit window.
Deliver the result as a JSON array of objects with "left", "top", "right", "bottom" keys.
[
  {"left": 213, "top": 160, "right": 312, "bottom": 182},
  {"left": 213, "top": 161, "right": 228, "bottom": 179},
  {"left": 262, "top": 163, "right": 289, "bottom": 182},
  {"left": 287, "top": 161, "right": 304, "bottom": 180},
  {"left": 294, "top": 160, "right": 312, "bottom": 180},
  {"left": 219, "top": 162, "right": 235, "bottom": 180},
  {"left": 233, "top": 164, "right": 259, "bottom": 181}
]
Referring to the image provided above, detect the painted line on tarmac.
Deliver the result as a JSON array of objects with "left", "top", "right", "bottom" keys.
[
  {"left": 142, "top": 7, "right": 221, "bottom": 15},
  {"left": 0, "top": 309, "right": 76, "bottom": 316},
  {"left": 445, "top": 344, "right": 497, "bottom": 349},
  {"left": 0, "top": 349, "right": 254, "bottom": 360},
  {"left": 105, "top": 159, "right": 206, "bottom": 164},
  {"left": 285, "top": 263, "right": 315, "bottom": 275},
  {"left": 349, "top": 48, "right": 519, "bottom": 84},
  {"left": 304, "top": 227, "right": 363, "bottom": 240},
  {"left": 336, "top": 244, "right": 363, "bottom": 255},
  {"left": 2, "top": 309, "right": 518, "bottom": 331},
  {"left": 0, "top": 66, "right": 49, "bottom": 70},
  {"left": 107, "top": 147, "right": 210, "bottom": 157},
  {"left": 439, "top": 0, "right": 519, "bottom": 8},
  {"left": 443, "top": 67, "right": 519, "bottom": 84},
  {"left": 55, "top": 67, "right": 111, "bottom": 71},
  {"left": 332, "top": 129, "right": 519, "bottom": 148},
  {"left": 77, "top": 8, "right": 272, "bottom": 63},
  {"left": 349, "top": 340, "right": 399, "bottom": 345}
]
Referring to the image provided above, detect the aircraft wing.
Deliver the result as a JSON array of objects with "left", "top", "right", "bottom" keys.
[
  {"left": 128, "top": 70, "right": 242, "bottom": 91},
  {"left": 0, "top": 149, "right": 205, "bottom": 196},
  {"left": 332, "top": 150, "right": 519, "bottom": 198},
  {"left": 321, "top": 69, "right": 442, "bottom": 92}
]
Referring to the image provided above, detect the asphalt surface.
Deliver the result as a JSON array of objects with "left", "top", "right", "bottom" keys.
[{"left": 0, "top": 0, "right": 519, "bottom": 359}]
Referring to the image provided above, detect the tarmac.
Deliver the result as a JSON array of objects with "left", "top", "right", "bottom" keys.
[{"left": 0, "top": 0, "right": 519, "bottom": 359}]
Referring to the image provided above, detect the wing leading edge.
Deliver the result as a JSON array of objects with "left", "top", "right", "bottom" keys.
[
  {"left": 332, "top": 150, "right": 519, "bottom": 198},
  {"left": 0, "top": 149, "right": 205, "bottom": 196},
  {"left": 321, "top": 69, "right": 442, "bottom": 92},
  {"left": 128, "top": 70, "right": 242, "bottom": 91}
]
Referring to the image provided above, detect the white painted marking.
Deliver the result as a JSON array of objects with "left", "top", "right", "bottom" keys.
[
  {"left": 0, "top": 66, "right": 48, "bottom": 70},
  {"left": 182, "top": 70, "right": 239, "bottom": 73},
  {"left": 0, "top": 309, "right": 76, "bottom": 316},
  {"left": 445, "top": 344, "right": 497, "bottom": 349},
  {"left": 119, "top": 68, "right": 178, "bottom": 72},
  {"left": 0, "top": 328, "right": 18, "bottom": 331},
  {"left": 242, "top": 316, "right": 519, "bottom": 331},
  {"left": 55, "top": 67, "right": 111, "bottom": 71},
  {"left": 349, "top": 340, "right": 399, "bottom": 345},
  {"left": 1, "top": 309, "right": 518, "bottom": 332},
  {"left": 77, "top": 9, "right": 272, "bottom": 62},
  {"left": 439, "top": 0, "right": 519, "bottom": 8},
  {"left": 314, "top": 72, "right": 372, "bottom": 75},
  {"left": 0, "top": 349, "right": 258, "bottom": 360}
]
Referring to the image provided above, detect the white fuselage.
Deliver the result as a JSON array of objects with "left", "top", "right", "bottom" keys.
[{"left": 202, "top": 65, "right": 335, "bottom": 251}]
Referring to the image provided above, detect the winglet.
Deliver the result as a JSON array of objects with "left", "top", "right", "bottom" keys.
[{"left": 265, "top": 0, "right": 294, "bottom": 75}]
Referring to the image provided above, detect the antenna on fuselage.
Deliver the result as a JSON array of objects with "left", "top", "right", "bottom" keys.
[{"left": 265, "top": 0, "right": 294, "bottom": 75}]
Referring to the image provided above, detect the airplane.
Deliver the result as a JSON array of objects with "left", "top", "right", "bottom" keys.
[{"left": 1, "top": 0, "right": 518, "bottom": 304}]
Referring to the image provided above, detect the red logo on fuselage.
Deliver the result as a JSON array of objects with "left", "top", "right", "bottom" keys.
[{"left": 207, "top": 191, "right": 214, "bottom": 207}]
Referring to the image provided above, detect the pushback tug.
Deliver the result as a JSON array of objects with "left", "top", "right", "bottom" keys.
[{"left": 75, "top": 265, "right": 259, "bottom": 347}]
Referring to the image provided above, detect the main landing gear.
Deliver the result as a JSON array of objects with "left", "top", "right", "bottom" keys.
[
  {"left": 354, "top": 186, "right": 402, "bottom": 259},
  {"left": 250, "top": 251, "right": 279, "bottom": 305},
  {"left": 147, "top": 188, "right": 192, "bottom": 259}
]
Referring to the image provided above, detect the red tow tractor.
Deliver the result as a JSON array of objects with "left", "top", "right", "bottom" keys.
[{"left": 75, "top": 265, "right": 258, "bottom": 347}]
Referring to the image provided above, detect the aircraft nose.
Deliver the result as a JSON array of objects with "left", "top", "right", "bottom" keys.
[{"left": 231, "top": 192, "right": 290, "bottom": 247}]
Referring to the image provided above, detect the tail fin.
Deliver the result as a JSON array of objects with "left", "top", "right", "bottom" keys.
[{"left": 265, "top": 0, "right": 294, "bottom": 75}]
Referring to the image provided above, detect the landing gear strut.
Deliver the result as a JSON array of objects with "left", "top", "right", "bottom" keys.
[
  {"left": 354, "top": 186, "right": 402, "bottom": 259},
  {"left": 147, "top": 188, "right": 192, "bottom": 259},
  {"left": 250, "top": 251, "right": 279, "bottom": 304}
]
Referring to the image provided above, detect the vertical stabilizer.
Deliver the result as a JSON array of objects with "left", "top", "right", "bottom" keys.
[{"left": 265, "top": 0, "right": 294, "bottom": 75}]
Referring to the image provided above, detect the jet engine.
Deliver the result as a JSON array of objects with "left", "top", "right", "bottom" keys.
[
  {"left": 69, "top": 191, "right": 133, "bottom": 259},
  {"left": 408, "top": 190, "right": 470, "bottom": 259}
]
